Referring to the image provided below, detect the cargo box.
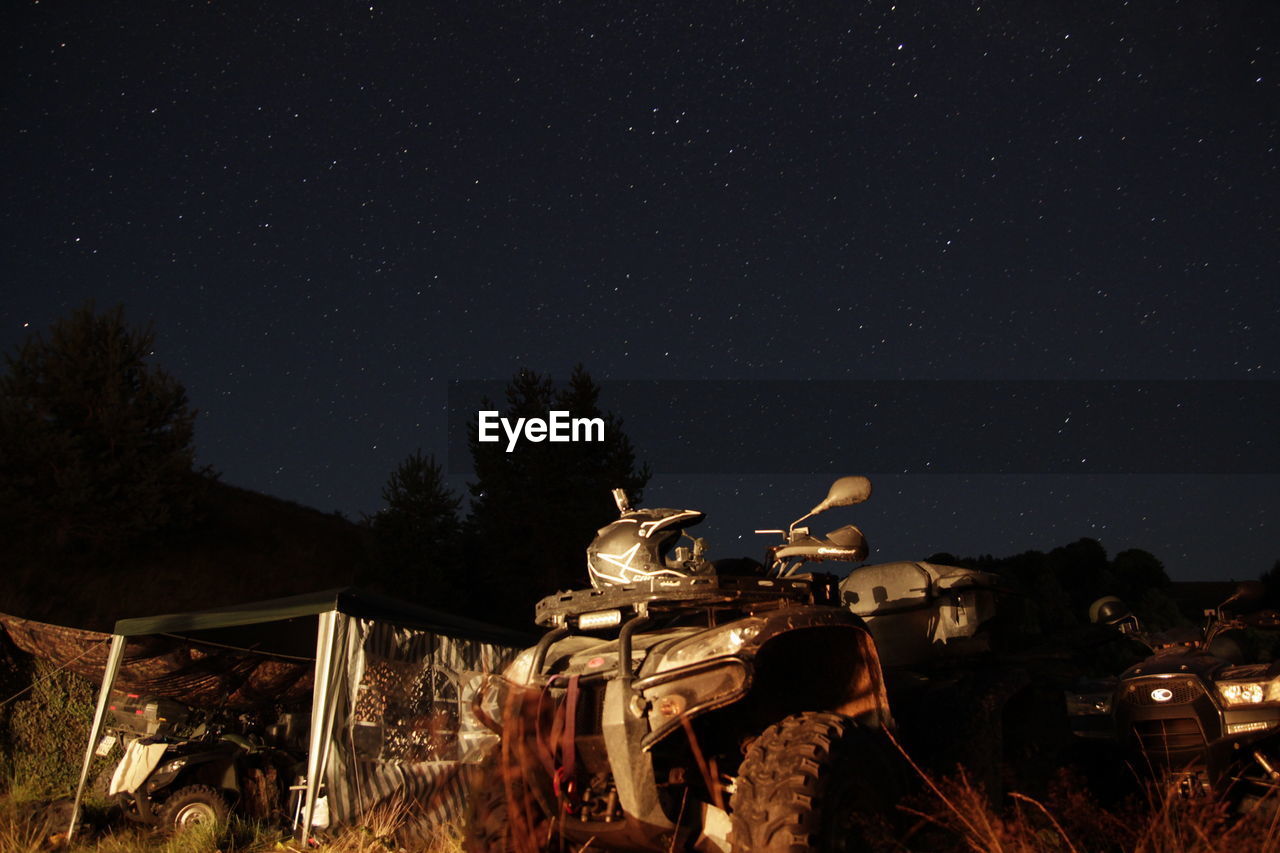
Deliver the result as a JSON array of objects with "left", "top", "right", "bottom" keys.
[
  {"left": 838, "top": 562, "right": 999, "bottom": 668},
  {"left": 106, "top": 690, "right": 190, "bottom": 738}
]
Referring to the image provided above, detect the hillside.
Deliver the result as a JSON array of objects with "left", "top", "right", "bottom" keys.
[
  {"left": 0, "top": 476, "right": 1263, "bottom": 637},
  {"left": 0, "top": 479, "right": 366, "bottom": 631}
]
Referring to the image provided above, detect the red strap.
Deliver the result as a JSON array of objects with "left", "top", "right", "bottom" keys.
[
  {"left": 534, "top": 683, "right": 560, "bottom": 781},
  {"left": 550, "top": 675, "right": 581, "bottom": 808},
  {"left": 561, "top": 675, "right": 580, "bottom": 782}
]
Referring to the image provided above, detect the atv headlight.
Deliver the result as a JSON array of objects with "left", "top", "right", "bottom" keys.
[
  {"left": 1065, "top": 692, "right": 1112, "bottom": 716},
  {"left": 655, "top": 619, "right": 765, "bottom": 673},
  {"left": 504, "top": 647, "right": 539, "bottom": 686},
  {"left": 1217, "top": 680, "right": 1276, "bottom": 706}
]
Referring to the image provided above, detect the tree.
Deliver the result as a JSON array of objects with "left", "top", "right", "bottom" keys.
[
  {"left": 1047, "top": 537, "right": 1111, "bottom": 620},
  {"left": 1111, "top": 548, "right": 1171, "bottom": 599},
  {"left": 361, "top": 450, "right": 464, "bottom": 609},
  {"left": 465, "top": 366, "right": 650, "bottom": 625},
  {"left": 0, "top": 302, "right": 209, "bottom": 556},
  {"left": 1260, "top": 559, "right": 1280, "bottom": 606}
]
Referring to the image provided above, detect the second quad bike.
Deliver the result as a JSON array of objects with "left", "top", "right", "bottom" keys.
[
  {"left": 105, "top": 695, "right": 304, "bottom": 833},
  {"left": 1092, "top": 583, "right": 1280, "bottom": 808},
  {"left": 467, "top": 476, "right": 905, "bottom": 853}
]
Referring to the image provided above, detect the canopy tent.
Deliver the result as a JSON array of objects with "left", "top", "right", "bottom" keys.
[
  {"left": 1, "top": 612, "right": 319, "bottom": 710},
  {"left": 60, "top": 588, "right": 529, "bottom": 842}
]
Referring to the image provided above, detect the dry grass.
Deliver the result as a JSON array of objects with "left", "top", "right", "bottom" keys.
[
  {"left": 5, "top": 721, "right": 1280, "bottom": 853},
  {"left": 0, "top": 791, "right": 466, "bottom": 853},
  {"left": 887, "top": 728, "right": 1280, "bottom": 853},
  {"left": 1, "top": 779, "right": 1276, "bottom": 853}
]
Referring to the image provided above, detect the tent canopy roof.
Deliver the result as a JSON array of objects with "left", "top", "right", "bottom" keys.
[{"left": 112, "top": 587, "right": 534, "bottom": 647}]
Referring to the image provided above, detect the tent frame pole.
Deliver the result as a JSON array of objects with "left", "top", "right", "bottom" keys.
[
  {"left": 299, "top": 610, "right": 341, "bottom": 841},
  {"left": 66, "top": 633, "right": 126, "bottom": 842}
]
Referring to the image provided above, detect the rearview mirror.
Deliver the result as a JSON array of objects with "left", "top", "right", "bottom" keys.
[
  {"left": 789, "top": 476, "right": 873, "bottom": 536},
  {"left": 814, "top": 476, "right": 872, "bottom": 513},
  {"left": 1222, "top": 580, "right": 1266, "bottom": 614}
]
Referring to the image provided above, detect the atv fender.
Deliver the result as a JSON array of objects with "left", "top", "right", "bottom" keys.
[
  {"left": 150, "top": 752, "right": 240, "bottom": 797},
  {"left": 603, "top": 676, "right": 674, "bottom": 838}
]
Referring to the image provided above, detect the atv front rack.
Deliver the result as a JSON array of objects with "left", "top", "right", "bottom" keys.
[{"left": 534, "top": 574, "right": 815, "bottom": 628}]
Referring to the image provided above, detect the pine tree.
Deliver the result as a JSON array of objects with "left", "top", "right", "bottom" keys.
[
  {"left": 1260, "top": 559, "right": 1280, "bottom": 605},
  {"left": 0, "top": 302, "right": 209, "bottom": 556},
  {"left": 465, "top": 366, "right": 650, "bottom": 625},
  {"left": 361, "top": 450, "right": 463, "bottom": 608}
]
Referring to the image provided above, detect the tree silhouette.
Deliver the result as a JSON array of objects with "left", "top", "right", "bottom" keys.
[
  {"left": 1049, "top": 538, "right": 1111, "bottom": 618},
  {"left": 1110, "top": 548, "right": 1171, "bottom": 600},
  {"left": 465, "top": 366, "right": 650, "bottom": 625},
  {"left": 0, "top": 302, "right": 210, "bottom": 556},
  {"left": 361, "top": 450, "right": 464, "bottom": 609},
  {"left": 1260, "top": 559, "right": 1280, "bottom": 605}
]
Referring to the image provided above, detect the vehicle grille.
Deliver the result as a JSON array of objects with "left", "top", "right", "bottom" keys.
[
  {"left": 1120, "top": 678, "right": 1203, "bottom": 707},
  {"left": 1131, "top": 717, "right": 1207, "bottom": 763}
]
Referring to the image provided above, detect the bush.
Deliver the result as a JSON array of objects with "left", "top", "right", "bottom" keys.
[{"left": 0, "top": 657, "right": 105, "bottom": 801}]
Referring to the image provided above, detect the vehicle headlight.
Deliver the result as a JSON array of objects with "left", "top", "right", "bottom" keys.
[
  {"left": 1065, "top": 693, "right": 1112, "bottom": 716},
  {"left": 1217, "top": 680, "right": 1277, "bottom": 706},
  {"left": 504, "top": 647, "right": 538, "bottom": 685},
  {"left": 655, "top": 619, "right": 765, "bottom": 673}
]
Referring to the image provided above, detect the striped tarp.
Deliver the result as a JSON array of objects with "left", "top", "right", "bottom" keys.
[{"left": 324, "top": 617, "right": 521, "bottom": 827}]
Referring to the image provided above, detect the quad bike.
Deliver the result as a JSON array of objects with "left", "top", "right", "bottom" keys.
[
  {"left": 467, "top": 476, "right": 905, "bottom": 853},
  {"left": 1091, "top": 583, "right": 1280, "bottom": 809},
  {"left": 106, "top": 698, "right": 303, "bottom": 833}
]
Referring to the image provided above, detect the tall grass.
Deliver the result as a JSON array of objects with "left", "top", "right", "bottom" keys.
[
  {"left": 1, "top": 668, "right": 1274, "bottom": 853},
  {"left": 891, "top": 738, "right": 1280, "bottom": 853},
  {"left": 0, "top": 793, "right": 467, "bottom": 853},
  {"left": 1, "top": 774, "right": 1276, "bottom": 852}
]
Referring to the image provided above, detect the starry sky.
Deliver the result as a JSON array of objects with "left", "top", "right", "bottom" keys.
[{"left": 4, "top": 1, "right": 1277, "bottom": 584}]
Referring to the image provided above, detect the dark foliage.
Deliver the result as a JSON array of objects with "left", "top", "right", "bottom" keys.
[
  {"left": 928, "top": 538, "right": 1183, "bottom": 651},
  {"left": 1259, "top": 559, "right": 1280, "bottom": 605},
  {"left": 360, "top": 450, "right": 465, "bottom": 610},
  {"left": 0, "top": 302, "right": 212, "bottom": 560},
  {"left": 0, "top": 479, "right": 363, "bottom": 631},
  {"left": 464, "top": 366, "right": 650, "bottom": 626},
  {"left": 0, "top": 655, "right": 107, "bottom": 800}
]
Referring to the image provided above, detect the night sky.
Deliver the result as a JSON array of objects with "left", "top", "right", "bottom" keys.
[{"left": 4, "top": 1, "right": 1277, "bottom": 583}]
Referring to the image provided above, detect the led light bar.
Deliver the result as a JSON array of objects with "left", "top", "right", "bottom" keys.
[{"left": 577, "top": 609, "right": 623, "bottom": 630}]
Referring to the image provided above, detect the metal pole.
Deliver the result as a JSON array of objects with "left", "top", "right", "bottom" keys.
[
  {"left": 67, "top": 634, "right": 126, "bottom": 842},
  {"left": 299, "top": 610, "right": 341, "bottom": 841}
]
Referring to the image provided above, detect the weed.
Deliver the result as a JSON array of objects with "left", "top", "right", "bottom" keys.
[
  {"left": 889, "top": 728, "right": 1280, "bottom": 853},
  {"left": 2, "top": 658, "right": 106, "bottom": 802}
]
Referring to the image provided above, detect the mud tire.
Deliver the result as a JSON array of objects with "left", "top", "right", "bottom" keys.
[
  {"left": 157, "top": 784, "right": 230, "bottom": 834},
  {"left": 728, "top": 712, "right": 902, "bottom": 853}
]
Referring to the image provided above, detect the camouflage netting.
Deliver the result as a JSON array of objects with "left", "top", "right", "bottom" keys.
[{"left": 0, "top": 613, "right": 314, "bottom": 709}]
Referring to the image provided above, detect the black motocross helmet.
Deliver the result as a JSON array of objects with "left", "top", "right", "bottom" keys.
[
  {"left": 1089, "top": 595, "right": 1141, "bottom": 634},
  {"left": 586, "top": 507, "right": 707, "bottom": 588}
]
